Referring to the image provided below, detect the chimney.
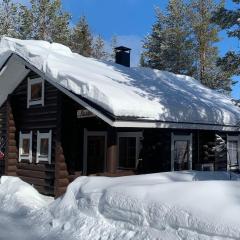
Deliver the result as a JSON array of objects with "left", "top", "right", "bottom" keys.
[{"left": 115, "top": 46, "right": 131, "bottom": 67}]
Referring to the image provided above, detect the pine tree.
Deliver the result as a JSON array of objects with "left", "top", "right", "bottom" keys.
[
  {"left": 109, "top": 35, "right": 118, "bottom": 61},
  {"left": 188, "top": 0, "right": 222, "bottom": 86},
  {"left": 92, "top": 35, "right": 107, "bottom": 60},
  {"left": 70, "top": 16, "right": 93, "bottom": 57},
  {"left": 19, "top": 0, "right": 70, "bottom": 44},
  {"left": 0, "top": 0, "right": 20, "bottom": 38},
  {"left": 212, "top": 0, "right": 240, "bottom": 76},
  {"left": 143, "top": 1, "right": 195, "bottom": 76}
]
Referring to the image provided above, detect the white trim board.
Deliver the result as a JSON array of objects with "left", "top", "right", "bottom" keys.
[
  {"left": 36, "top": 130, "right": 52, "bottom": 164},
  {"left": 19, "top": 131, "right": 32, "bottom": 163},
  {"left": 4, "top": 54, "right": 240, "bottom": 132},
  {"left": 227, "top": 135, "right": 240, "bottom": 170},
  {"left": 27, "top": 77, "right": 45, "bottom": 108}
]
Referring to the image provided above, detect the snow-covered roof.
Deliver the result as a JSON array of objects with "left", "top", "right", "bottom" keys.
[{"left": 0, "top": 37, "right": 240, "bottom": 128}]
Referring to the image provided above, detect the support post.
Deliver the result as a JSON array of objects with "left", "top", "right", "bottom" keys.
[{"left": 107, "top": 129, "right": 117, "bottom": 174}]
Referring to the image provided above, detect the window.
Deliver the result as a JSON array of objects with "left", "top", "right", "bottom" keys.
[
  {"left": 27, "top": 77, "right": 44, "bottom": 108},
  {"left": 201, "top": 163, "right": 214, "bottom": 171},
  {"left": 117, "top": 132, "right": 143, "bottom": 169},
  {"left": 171, "top": 133, "right": 192, "bottom": 171},
  {"left": 19, "top": 131, "right": 32, "bottom": 163},
  {"left": 37, "top": 130, "right": 52, "bottom": 164},
  {"left": 227, "top": 135, "right": 239, "bottom": 170}
]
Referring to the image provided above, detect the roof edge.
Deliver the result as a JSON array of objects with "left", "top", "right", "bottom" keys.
[{"left": 3, "top": 54, "right": 240, "bottom": 132}]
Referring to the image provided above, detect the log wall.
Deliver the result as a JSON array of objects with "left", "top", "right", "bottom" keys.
[
  {"left": 0, "top": 103, "right": 7, "bottom": 175},
  {"left": 9, "top": 71, "right": 60, "bottom": 195}
]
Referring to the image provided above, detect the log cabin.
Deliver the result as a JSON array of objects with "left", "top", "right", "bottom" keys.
[{"left": 0, "top": 37, "right": 240, "bottom": 197}]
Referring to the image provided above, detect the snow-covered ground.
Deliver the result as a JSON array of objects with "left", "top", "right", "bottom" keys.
[{"left": 0, "top": 171, "right": 240, "bottom": 240}]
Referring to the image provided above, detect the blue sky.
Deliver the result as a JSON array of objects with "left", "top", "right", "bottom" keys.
[{"left": 16, "top": 0, "right": 240, "bottom": 99}]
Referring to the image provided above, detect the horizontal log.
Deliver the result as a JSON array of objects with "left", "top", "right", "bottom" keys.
[
  {"left": 7, "top": 153, "right": 18, "bottom": 159},
  {"left": 17, "top": 163, "right": 54, "bottom": 172},
  {"left": 55, "top": 162, "right": 67, "bottom": 171},
  {"left": 17, "top": 169, "right": 54, "bottom": 180},
  {"left": 57, "top": 170, "right": 69, "bottom": 179},
  {"left": 8, "top": 139, "right": 16, "bottom": 146},
  {"left": 34, "top": 185, "right": 54, "bottom": 196},
  {"left": 20, "top": 176, "right": 53, "bottom": 187},
  {"left": 7, "top": 172, "right": 17, "bottom": 177},
  {"left": 8, "top": 146, "right": 17, "bottom": 152},
  {"left": 8, "top": 127, "right": 16, "bottom": 133},
  {"left": 55, "top": 178, "right": 69, "bottom": 188},
  {"left": 7, "top": 165, "right": 17, "bottom": 172},
  {"left": 7, "top": 158, "right": 17, "bottom": 165}
]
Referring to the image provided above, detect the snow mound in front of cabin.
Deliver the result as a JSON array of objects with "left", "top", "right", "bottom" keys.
[
  {"left": 48, "top": 171, "right": 240, "bottom": 240},
  {"left": 0, "top": 176, "right": 50, "bottom": 214},
  {"left": 0, "top": 37, "right": 240, "bottom": 126},
  {"left": 0, "top": 172, "right": 240, "bottom": 239}
]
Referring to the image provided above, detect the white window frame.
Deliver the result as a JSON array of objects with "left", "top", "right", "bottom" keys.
[
  {"left": 83, "top": 129, "right": 107, "bottom": 175},
  {"left": 227, "top": 135, "right": 240, "bottom": 170},
  {"left": 117, "top": 132, "right": 143, "bottom": 169},
  {"left": 27, "top": 77, "right": 45, "bottom": 108},
  {"left": 171, "top": 133, "right": 192, "bottom": 171},
  {"left": 19, "top": 131, "right": 32, "bottom": 163},
  {"left": 36, "top": 130, "right": 52, "bottom": 164}
]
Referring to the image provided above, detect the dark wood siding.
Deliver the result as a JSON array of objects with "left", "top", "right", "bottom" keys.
[
  {"left": 0, "top": 103, "right": 7, "bottom": 175},
  {"left": 10, "top": 71, "right": 60, "bottom": 195}
]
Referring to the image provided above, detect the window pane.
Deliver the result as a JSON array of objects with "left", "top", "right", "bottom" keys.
[
  {"left": 40, "top": 138, "right": 49, "bottom": 156},
  {"left": 228, "top": 141, "right": 238, "bottom": 166},
  {"left": 174, "top": 140, "right": 189, "bottom": 170},
  {"left": 119, "top": 137, "right": 136, "bottom": 169},
  {"left": 31, "top": 83, "right": 42, "bottom": 101},
  {"left": 22, "top": 139, "right": 30, "bottom": 155}
]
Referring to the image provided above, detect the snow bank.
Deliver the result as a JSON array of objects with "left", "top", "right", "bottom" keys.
[
  {"left": 0, "top": 176, "right": 50, "bottom": 215},
  {"left": 0, "top": 37, "right": 240, "bottom": 126},
  {"left": 48, "top": 171, "right": 240, "bottom": 239},
  {"left": 1, "top": 172, "right": 240, "bottom": 239}
]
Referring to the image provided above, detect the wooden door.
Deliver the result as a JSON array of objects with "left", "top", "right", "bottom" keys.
[{"left": 87, "top": 136, "right": 106, "bottom": 175}]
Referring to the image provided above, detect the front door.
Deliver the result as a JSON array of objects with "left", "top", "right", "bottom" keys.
[{"left": 84, "top": 130, "right": 106, "bottom": 175}]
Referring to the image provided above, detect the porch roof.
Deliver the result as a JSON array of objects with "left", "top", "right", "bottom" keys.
[{"left": 0, "top": 37, "right": 240, "bottom": 131}]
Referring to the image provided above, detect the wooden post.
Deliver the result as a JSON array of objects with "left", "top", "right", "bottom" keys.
[
  {"left": 107, "top": 129, "right": 117, "bottom": 174},
  {"left": 54, "top": 142, "right": 69, "bottom": 197},
  {"left": 5, "top": 98, "right": 17, "bottom": 176},
  {"left": 54, "top": 93, "right": 69, "bottom": 197}
]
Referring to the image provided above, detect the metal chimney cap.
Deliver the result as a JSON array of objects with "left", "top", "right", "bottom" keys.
[{"left": 115, "top": 46, "right": 131, "bottom": 52}]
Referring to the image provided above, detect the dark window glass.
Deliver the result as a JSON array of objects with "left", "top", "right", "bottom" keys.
[
  {"left": 119, "top": 137, "right": 136, "bottom": 169},
  {"left": 174, "top": 140, "right": 189, "bottom": 171},
  {"left": 31, "top": 82, "right": 42, "bottom": 101},
  {"left": 22, "top": 139, "right": 30, "bottom": 155},
  {"left": 40, "top": 138, "right": 49, "bottom": 157},
  {"left": 228, "top": 141, "right": 238, "bottom": 166}
]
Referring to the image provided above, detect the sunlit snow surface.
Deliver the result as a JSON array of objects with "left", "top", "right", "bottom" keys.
[
  {"left": 0, "top": 172, "right": 240, "bottom": 240},
  {"left": 0, "top": 37, "right": 240, "bottom": 126}
]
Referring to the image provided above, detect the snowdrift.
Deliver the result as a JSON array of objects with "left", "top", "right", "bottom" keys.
[
  {"left": 0, "top": 172, "right": 240, "bottom": 240},
  {"left": 0, "top": 37, "right": 240, "bottom": 126}
]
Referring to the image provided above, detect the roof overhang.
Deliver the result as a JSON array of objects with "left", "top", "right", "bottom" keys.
[{"left": 1, "top": 54, "right": 240, "bottom": 132}]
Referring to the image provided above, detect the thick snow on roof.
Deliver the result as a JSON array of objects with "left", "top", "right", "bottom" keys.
[
  {"left": 0, "top": 37, "right": 240, "bottom": 126},
  {"left": 1, "top": 172, "right": 240, "bottom": 240}
]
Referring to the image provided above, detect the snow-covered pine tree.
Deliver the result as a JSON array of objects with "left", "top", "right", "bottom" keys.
[
  {"left": 19, "top": 0, "right": 70, "bottom": 44},
  {"left": 70, "top": 16, "right": 93, "bottom": 57},
  {"left": 92, "top": 35, "right": 107, "bottom": 60},
  {"left": 142, "top": 1, "right": 195, "bottom": 75},
  {"left": 0, "top": 0, "right": 20, "bottom": 38},
  {"left": 212, "top": 0, "right": 240, "bottom": 76}
]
